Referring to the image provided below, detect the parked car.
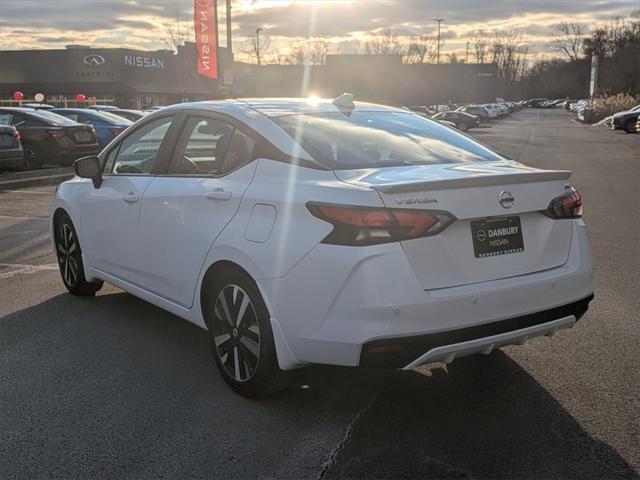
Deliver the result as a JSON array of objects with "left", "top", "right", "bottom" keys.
[
  {"left": 457, "top": 105, "right": 490, "bottom": 121},
  {"left": 432, "top": 111, "right": 480, "bottom": 131},
  {"left": 525, "top": 98, "right": 549, "bottom": 107},
  {"left": 0, "top": 108, "right": 99, "bottom": 168},
  {"left": 51, "top": 97, "right": 594, "bottom": 397},
  {"left": 435, "top": 119, "right": 458, "bottom": 129},
  {"left": 107, "top": 109, "right": 147, "bottom": 122},
  {"left": 611, "top": 105, "right": 640, "bottom": 133},
  {"left": 52, "top": 108, "right": 132, "bottom": 148},
  {"left": 0, "top": 124, "right": 24, "bottom": 170}
]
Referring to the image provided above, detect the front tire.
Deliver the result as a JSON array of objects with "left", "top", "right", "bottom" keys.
[
  {"left": 204, "top": 268, "right": 293, "bottom": 397},
  {"left": 623, "top": 119, "right": 636, "bottom": 133},
  {"left": 54, "top": 212, "right": 103, "bottom": 296}
]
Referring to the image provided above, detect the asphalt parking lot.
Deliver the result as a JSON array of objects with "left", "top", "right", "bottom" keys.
[{"left": 1, "top": 109, "right": 638, "bottom": 479}]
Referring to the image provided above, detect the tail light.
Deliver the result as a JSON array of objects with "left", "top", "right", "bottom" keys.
[
  {"left": 110, "top": 127, "right": 124, "bottom": 135},
  {"left": 307, "top": 203, "right": 456, "bottom": 246},
  {"left": 541, "top": 187, "right": 583, "bottom": 219},
  {"left": 47, "top": 129, "right": 67, "bottom": 138}
]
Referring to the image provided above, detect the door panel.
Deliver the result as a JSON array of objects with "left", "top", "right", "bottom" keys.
[
  {"left": 81, "top": 175, "right": 154, "bottom": 281},
  {"left": 80, "top": 115, "right": 177, "bottom": 284},
  {"left": 138, "top": 162, "right": 258, "bottom": 307}
]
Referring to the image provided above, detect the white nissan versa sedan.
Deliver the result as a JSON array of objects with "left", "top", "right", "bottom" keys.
[{"left": 51, "top": 95, "right": 594, "bottom": 396}]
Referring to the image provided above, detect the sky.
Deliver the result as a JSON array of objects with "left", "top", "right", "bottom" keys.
[{"left": 1, "top": 0, "right": 639, "bottom": 62}]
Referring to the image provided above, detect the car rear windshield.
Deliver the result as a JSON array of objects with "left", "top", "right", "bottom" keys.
[
  {"left": 27, "top": 110, "right": 79, "bottom": 126},
  {"left": 274, "top": 112, "right": 503, "bottom": 170},
  {"left": 91, "top": 111, "right": 134, "bottom": 124}
]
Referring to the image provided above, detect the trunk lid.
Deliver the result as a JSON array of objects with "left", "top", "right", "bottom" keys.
[
  {"left": 69, "top": 125, "right": 97, "bottom": 144},
  {"left": 335, "top": 161, "right": 574, "bottom": 290}
]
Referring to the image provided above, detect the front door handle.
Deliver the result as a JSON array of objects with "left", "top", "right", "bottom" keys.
[
  {"left": 123, "top": 192, "right": 139, "bottom": 203},
  {"left": 205, "top": 189, "right": 232, "bottom": 201}
]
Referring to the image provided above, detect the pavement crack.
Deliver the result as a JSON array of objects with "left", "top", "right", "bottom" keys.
[{"left": 316, "top": 376, "right": 386, "bottom": 480}]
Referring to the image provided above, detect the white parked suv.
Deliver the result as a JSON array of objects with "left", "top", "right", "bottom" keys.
[{"left": 51, "top": 96, "right": 594, "bottom": 396}]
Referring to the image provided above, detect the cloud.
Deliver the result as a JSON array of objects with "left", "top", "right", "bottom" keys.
[{"left": 0, "top": 0, "right": 637, "bottom": 58}]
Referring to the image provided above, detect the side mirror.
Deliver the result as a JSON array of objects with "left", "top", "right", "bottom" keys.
[{"left": 74, "top": 156, "right": 102, "bottom": 188}]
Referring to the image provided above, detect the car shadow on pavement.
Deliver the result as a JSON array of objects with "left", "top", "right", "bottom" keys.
[
  {"left": 0, "top": 290, "right": 637, "bottom": 479},
  {"left": 323, "top": 353, "right": 639, "bottom": 479}
]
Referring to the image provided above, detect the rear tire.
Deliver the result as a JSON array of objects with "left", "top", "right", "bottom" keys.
[
  {"left": 459, "top": 123, "right": 469, "bottom": 132},
  {"left": 54, "top": 212, "right": 103, "bottom": 296},
  {"left": 203, "top": 268, "right": 293, "bottom": 397},
  {"left": 22, "top": 144, "right": 42, "bottom": 170}
]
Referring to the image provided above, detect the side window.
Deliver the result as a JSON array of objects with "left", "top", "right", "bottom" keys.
[
  {"left": 112, "top": 117, "right": 173, "bottom": 175},
  {"left": 103, "top": 146, "right": 120, "bottom": 173},
  {"left": 221, "top": 130, "right": 255, "bottom": 174},
  {"left": 0, "top": 113, "right": 13, "bottom": 125},
  {"left": 170, "top": 117, "right": 234, "bottom": 175}
]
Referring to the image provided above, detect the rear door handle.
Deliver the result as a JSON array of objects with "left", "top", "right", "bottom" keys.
[
  {"left": 205, "top": 189, "right": 232, "bottom": 201},
  {"left": 123, "top": 193, "right": 139, "bottom": 203}
]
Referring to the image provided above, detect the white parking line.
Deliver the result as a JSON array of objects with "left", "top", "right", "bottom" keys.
[
  {"left": 0, "top": 214, "right": 48, "bottom": 221},
  {"left": 0, "top": 263, "right": 58, "bottom": 279},
  {"left": 0, "top": 189, "right": 54, "bottom": 195}
]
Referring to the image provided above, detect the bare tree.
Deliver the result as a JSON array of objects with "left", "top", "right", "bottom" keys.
[
  {"left": 447, "top": 52, "right": 460, "bottom": 64},
  {"left": 285, "top": 39, "right": 330, "bottom": 65},
  {"left": 472, "top": 30, "right": 490, "bottom": 64},
  {"left": 162, "top": 11, "right": 193, "bottom": 52},
  {"left": 550, "top": 22, "right": 585, "bottom": 63},
  {"left": 286, "top": 43, "right": 307, "bottom": 65},
  {"left": 240, "top": 33, "right": 272, "bottom": 65},
  {"left": 364, "top": 29, "right": 404, "bottom": 55},
  {"left": 405, "top": 34, "right": 438, "bottom": 63},
  {"left": 309, "top": 40, "right": 330, "bottom": 65},
  {"left": 489, "top": 30, "right": 529, "bottom": 83}
]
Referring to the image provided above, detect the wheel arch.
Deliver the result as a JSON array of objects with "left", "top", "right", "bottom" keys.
[{"left": 197, "top": 256, "right": 301, "bottom": 370}]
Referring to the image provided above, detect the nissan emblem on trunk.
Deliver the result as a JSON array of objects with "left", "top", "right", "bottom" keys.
[{"left": 499, "top": 191, "right": 515, "bottom": 209}]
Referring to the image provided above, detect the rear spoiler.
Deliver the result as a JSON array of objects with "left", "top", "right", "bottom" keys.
[{"left": 372, "top": 170, "right": 572, "bottom": 194}]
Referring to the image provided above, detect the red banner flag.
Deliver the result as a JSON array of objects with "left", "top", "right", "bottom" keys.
[{"left": 194, "top": 0, "right": 218, "bottom": 79}]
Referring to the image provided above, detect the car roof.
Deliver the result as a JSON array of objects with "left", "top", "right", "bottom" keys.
[{"left": 160, "top": 98, "right": 407, "bottom": 118}]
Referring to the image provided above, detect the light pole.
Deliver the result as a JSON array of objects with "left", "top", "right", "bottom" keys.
[
  {"left": 466, "top": 41, "right": 470, "bottom": 63},
  {"left": 256, "top": 27, "right": 262, "bottom": 65},
  {"left": 435, "top": 18, "right": 445, "bottom": 64},
  {"left": 226, "top": 0, "right": 232, "bottom": 52}
]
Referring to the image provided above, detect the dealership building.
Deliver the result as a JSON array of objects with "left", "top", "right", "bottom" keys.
[
  {"left": 1, "top": 46, "right": 498, "bottom": 108},
  {"left": 0, "top": 43, "right": 230, "bottom": 108}
]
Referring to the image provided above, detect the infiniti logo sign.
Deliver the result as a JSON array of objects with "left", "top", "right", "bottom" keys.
[
  {"left": 499, "top": 191, "right": 515, "bottom": 209},
  {"left": 83, "top": 54, "right": 106, "bottom": 66}
]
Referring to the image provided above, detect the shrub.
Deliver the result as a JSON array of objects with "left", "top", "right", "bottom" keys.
[{"left": 587, "top": 93, "right": 640, "bottom": 122}]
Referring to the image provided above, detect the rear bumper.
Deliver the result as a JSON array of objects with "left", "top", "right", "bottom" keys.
[
  {"left": 361, "top": 295, "right": 592, "bottom": 368},
  {"left": 262, "top": 219, "right": 594, "bottom": 369}
]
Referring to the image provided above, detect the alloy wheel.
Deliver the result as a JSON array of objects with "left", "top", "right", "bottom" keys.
[
  {"left": 212, "top": 284, "right": 261, "bottom": 382},
  {"left": 56, "top": 223, "right": 80, "bottom": 287}
]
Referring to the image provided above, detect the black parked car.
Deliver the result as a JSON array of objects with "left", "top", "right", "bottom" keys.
[
  {"left": 432, "top": 111, "right": 480, "bottom": 131},
  {"left": 611, "top": 105, "right": 640, "bottom": 133},
  {"left": 0, "top": 125, "right": 24, "bottom": 170},
  {"left": 0, "top": 108, "right": 100, "bottom": 169}
]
